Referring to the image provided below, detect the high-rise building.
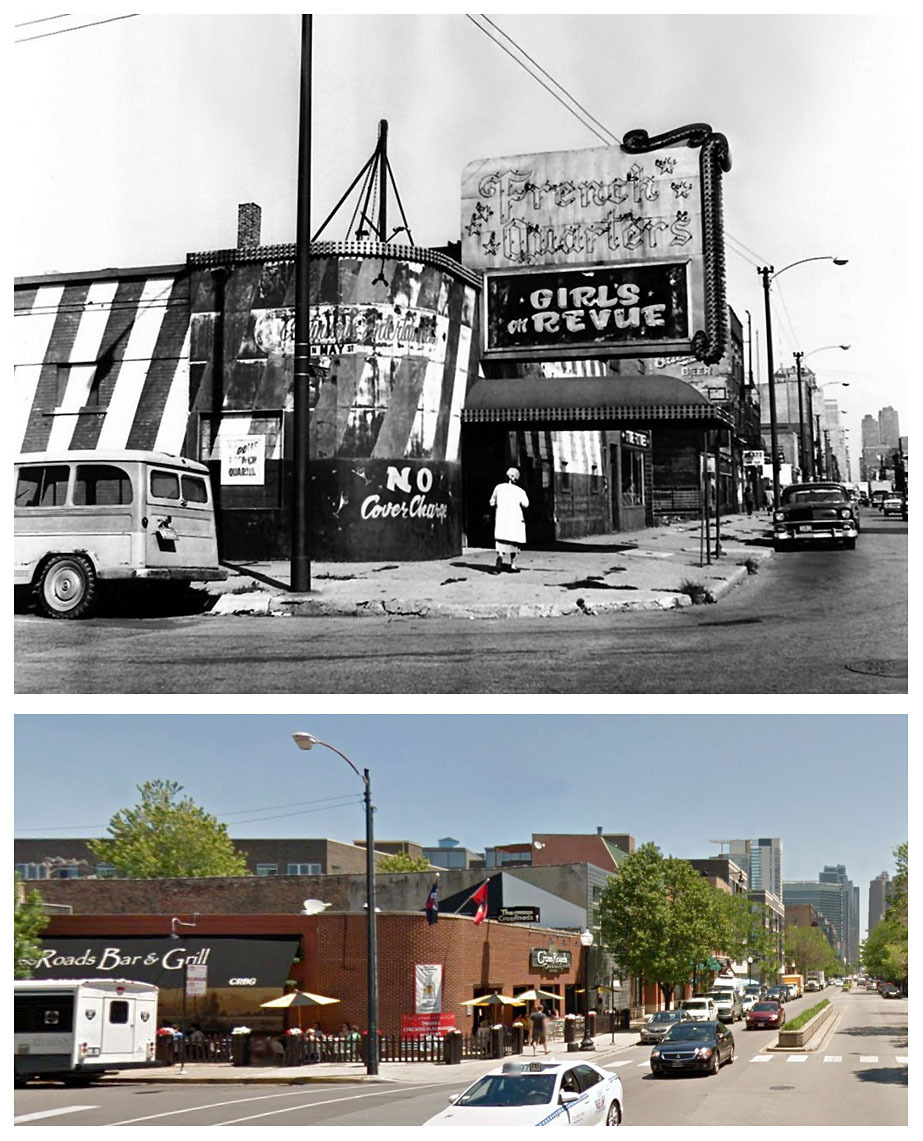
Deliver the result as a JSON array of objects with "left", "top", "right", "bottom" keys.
[
  {"left": 861, "top": 415, "right": 880, "bottom": 449},
  {"left": 727, "top": 838, "right": 783, "bottom": 900},
  {"left": 785, "top": 864, "right": 859, "bottom": 966},
  {"left": 868, "top": 871, "right": 892, "bottom": 932},
  {"left": 879, "top": 406, "right": 901, "bottom": 450}
]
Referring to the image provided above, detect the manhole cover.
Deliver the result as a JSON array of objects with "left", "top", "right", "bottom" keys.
[
  {"left": 845, "top": 659, "right": 908, "bottom": 678},
  {"left": 769, "top": 1085, "right": 795, "bottom": 1091}
]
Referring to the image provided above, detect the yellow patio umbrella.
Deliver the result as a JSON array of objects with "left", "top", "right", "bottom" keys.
[
  {"left": 460, "top": 992, "right": 525, "bottom": 1007},
  {"left": 515, "top": 988, "right": 563, "bottom": 1005},
  {"left": 260, "top": 990, "right": 341, "bottom": 1031}
]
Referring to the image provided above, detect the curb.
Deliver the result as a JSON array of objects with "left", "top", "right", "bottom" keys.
[{"left": 100, "top": 1073, "right": 393, "bottom": 1085}]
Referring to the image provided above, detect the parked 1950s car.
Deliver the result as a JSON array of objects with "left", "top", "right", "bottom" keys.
[{"left": 772, "top": 482, "right": 860, "bottom": 550}]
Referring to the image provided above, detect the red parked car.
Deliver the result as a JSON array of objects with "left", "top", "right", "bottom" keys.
[{"left": 746, "top": 1001, "right": 785, "bottom": 1030}]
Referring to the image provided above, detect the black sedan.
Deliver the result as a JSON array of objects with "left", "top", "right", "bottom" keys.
[
  {"left": 766, "top": 985, "right": 788, "bottom": 1004},
  {"left": 649, "top": 1020, "right": 734, "bottom": 1077},
  {"left": 882, "top": 985, "right": 902, "bottom": 999},
  {"left": 772, "top": 482, "right": 860, "bottom": 550}
]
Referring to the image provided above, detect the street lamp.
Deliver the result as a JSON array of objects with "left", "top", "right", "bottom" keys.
[
  {"left": 579, "top": 930, "right": 595, "bottom": 1051},
  {"left": 170, "top": 916, "right": 198, "bottom": 1074},
  {"left": 794, "top": 346, "right": 850, "bottom": 480},
  {"left": 292, "top": 732, "right": 379, "bottom": 1076},
  {"left": 747, "top": 955, "right": 754, "bottom": 985},
  {"left": 757, "top": 258, "right": 847, "bottom": 504}
]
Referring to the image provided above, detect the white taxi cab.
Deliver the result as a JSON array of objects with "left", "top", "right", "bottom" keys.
[{"left": 422, "top": 1057, "right": 623, "bottom": 1127}]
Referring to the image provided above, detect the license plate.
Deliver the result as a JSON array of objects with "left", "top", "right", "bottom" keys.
[
  {"left": 670, "top": 1060, "right": 684, "bottom": 1068},
  {"left": 797, "top": 525, "right": 814, "bottom": 533}
]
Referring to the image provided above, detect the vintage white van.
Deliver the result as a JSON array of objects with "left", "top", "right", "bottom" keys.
[
  {"left": 14, "top": 450, "right": 227, "bottom": 618},
  {"left": 14, "top": 978, "right": 158, "bottom": 1086}
]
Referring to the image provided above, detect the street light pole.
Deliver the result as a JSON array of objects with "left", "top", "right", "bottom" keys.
[
  {"left": 757, "top": 258, "right": 847, "bottom": 504},
  {"left": 170, "top": 916, "right": 197, "bottom": 1074},
  {"left": 579, "top": 930, "right": 595, "bottom": 1051},
  {"left": 293, "top": 733, "right": 378, "bottom": 1076},
  {"left": 793, "top": 352, "right": 806, "bottom": 480}
]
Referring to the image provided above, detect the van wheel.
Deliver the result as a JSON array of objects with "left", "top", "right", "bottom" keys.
[
  {"left": 62, "top": 1074, "right": 95, "bottom": 1087},
  {"left": 36, "top": 554, "right": 98, "bottom": 619}
]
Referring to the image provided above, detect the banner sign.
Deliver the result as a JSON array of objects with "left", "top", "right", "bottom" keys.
[
  {"left": 462, "top": 125, "right": 730, "bottom": 363},
  {"left": 498, "top": 907, "right": 541, "bottom": 924},
  {"left": 485, "top": 263, "right": 689, "bottom": 356},
  {"left": 743, "top": 450, "right": 765, "bottom": 467},
  {"left": 401, "top": 1013, "right": 456, "bottom": 1037},
  {"left": 414, "top": 963, "right": 444, "bottom": 1014},
  {"left": 25, "top": 937, "right": 300, "bottom": 989},
  {"left": 530, "top": 948, "right": 572, "bottom": 973}
]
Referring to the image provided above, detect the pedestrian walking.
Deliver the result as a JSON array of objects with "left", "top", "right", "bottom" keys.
[
  {"left": 489, "top": 467, "right": 529, "bottom": 573},
  {"left": 529, "top": 1002, "right": 549, "bottom": 1055},
  {"left": 744, "top": 486, "right": 754, "bottom": 516}
]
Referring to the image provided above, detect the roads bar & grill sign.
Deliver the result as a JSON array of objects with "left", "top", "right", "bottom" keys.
[
  {"left": 461, "top": 124, "right": 731, "bottom": 363},
  {"left": 530, "top": 948, "right": 572, "bottom": 973}
]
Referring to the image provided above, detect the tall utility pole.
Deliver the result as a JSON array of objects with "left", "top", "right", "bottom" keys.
[
  {"left": 758, "top": 266, "right": 781, "bottom": 507},
  {"left": 291, "top": 15, "right": 313, "bottom": 593},
  {"left": 793, "top": 351, "right": 806, "bottom": 480}
]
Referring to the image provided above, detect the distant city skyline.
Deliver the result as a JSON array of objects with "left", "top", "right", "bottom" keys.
[{"left": 14, "top": 714, "right": 906, "bottom": 941}]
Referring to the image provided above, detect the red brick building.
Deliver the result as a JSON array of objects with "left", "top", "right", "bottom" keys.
[{"left": 33, "top": 911, "right": 586, "bottom": 1035}]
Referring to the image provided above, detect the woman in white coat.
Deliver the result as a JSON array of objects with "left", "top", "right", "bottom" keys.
[{"left": 489, "top": 467, "right": 529, "bottom": 573}]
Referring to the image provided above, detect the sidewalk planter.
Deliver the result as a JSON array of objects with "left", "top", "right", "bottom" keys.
[
  {"left": 230, "top": 1031, "right": 251, "bottom": 1067},
  {"left": 155, "top": 1035, "right": 176, "bottom": 1066},
  {"left": 443, "top": 1031, "right": 463, "bottom": 1066},
  {"left": 511, "top": 1024, "right": 524, "bottom": 1055},
  {"left": 563, "top": 1015, "right": 577, "bottom": 1050},
  {"left": 586, "top": 1012, "right": 596, "bottom": 1038},
  {"left": 489, "top": 1026, "right": 504, "bottom": 1060},
  {"left": 776, "top": 1002, "right": 835, "bottom": 1049},
  {"left": 284, "top": 1033, "right": 304, "bottom": 1066}
]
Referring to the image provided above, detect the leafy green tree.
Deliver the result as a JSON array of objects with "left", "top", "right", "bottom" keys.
[
  {"left": 785, "top": 925, "right": 838, "bottom": 975},
  {"left": 599, "top": 842, "right": 722, "bottom": 1008},
  {"left": 862, "top": 841, "right": 907, "bottom": 982},
  {"left": 377, "top": 852, "right": 433, "bottom": 873},
  {"left": 88, "top": 780, "right": 250, "bottom": 879},
  {"left": 15, "top": 874, "right": 49, "bottom": 977}
]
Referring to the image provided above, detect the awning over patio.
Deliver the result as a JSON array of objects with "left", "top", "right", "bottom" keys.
[{"left": 461, "top": 374, "right": 734, "bottom": 429}]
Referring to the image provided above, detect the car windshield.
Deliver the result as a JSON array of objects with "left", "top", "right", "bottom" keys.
[
  {"left": 455, "top": 1074, "right": 556, "bottom": 1107},
  {"left": 651, "top": 1011, "right": 681, "bottom": 1023},
  {"left": 663, "top": 1024, "right": 714, "bottom": 1042},
  {"left": 752, "top": 1003, "right": 779, "bottom": 1012},
  {"left": 783, "top": 487, "right": 846, "bottom": 504},
  {"left": 681, "top": 1001, "right": 708, "bottom": 1009}
]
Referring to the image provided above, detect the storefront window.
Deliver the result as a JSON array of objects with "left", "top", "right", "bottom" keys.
[{"left": 621, "top": 450, "right": 645, "bottom": 507}]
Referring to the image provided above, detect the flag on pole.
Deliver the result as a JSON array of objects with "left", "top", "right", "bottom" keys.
[
  {"left": 471, "top": 880, "right": 489, "bottom": 925},
  {"left": 425, "top": 880, "right": 439, "bottom": 925}
]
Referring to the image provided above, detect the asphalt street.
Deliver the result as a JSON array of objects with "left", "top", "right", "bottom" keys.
[
  {"left": 12, "top": 989, "right": 907, "bottom": 1126},
  {"left": 14, "top": 513, "right": 906, "bottom": 694}
]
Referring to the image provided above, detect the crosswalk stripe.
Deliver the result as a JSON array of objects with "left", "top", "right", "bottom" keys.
[
  {"left": 14, "top": 1106, "right": 97, "bottom": 1123},
  {"left": 823, "top": 1056, "right": 842, "bottom": 1063},
  {"left": 895, "top": 1057, "right": 908, "bottom": 1065},
  {"left": 750, "top": 1055, "right": 773, "bottom": 1062},
  {"left": 636, "top": 1060, "right": 650, "bottom": 1067},
  {"left": 605, "top": 1061, "right": 634, "bottom": 1068},
  {"left": 859, "top": 1056, "right": 879, "bottom": 1063},
  {"left": 786, "top": 1055, "right": 808, "bottom": 1063}
]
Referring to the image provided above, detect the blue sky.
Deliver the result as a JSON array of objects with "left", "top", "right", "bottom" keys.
[
  {"left": 14, "top": 714, "right": 906, "bottom": 938},
  {"left": 11, "top": 9, "right": 909, "bottom": 436}
]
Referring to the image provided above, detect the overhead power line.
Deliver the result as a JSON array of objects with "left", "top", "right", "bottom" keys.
[
  {"left": 466, "top": 14, "right": 617, "bottom": 147},
  {"left": 14, "top": 14, "right": 71, "bottom": 28},
  {"left": 15, "top": 13, "right": 139, "bottom": 44}
]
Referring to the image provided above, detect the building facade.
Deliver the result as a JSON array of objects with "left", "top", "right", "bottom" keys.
[
  {"left": 868, "top": 871, "right": 893, "bottom": 933},
  {"left": 727, "top": 838, "right": 783, "bottom": 900}
]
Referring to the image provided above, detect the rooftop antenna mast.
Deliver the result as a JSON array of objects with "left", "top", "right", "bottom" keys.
[{"left": 313, "top": 119, "right": 414, "bottom": 246}]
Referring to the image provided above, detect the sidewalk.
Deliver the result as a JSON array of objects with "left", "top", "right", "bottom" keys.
[
  {"left": 206, "top": 512, "right": 774, "bottom": 621},
  {"left": 101, "top": 1029, "right": 642, "bottom": 1085}
]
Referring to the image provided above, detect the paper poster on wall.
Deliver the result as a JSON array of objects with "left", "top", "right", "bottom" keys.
[
  {"left": 221, "top": 436, "right": 265, "bottom": 485},
  {"left": 415, "top": 963, "right": 443, "bottom": 1014}
]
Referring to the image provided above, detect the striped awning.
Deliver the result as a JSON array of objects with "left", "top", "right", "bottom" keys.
[{"left": 461, "top": 374, "right": 734, "bottom": 429}]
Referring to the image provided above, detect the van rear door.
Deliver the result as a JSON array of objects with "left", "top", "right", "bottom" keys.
[{"left": 143, "top": 465, "right": 221, "bottom": 574}]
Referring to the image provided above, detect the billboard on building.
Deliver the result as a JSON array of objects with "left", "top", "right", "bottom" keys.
[{"left": 461, "top": 124, "right": 730, "bottom": 364}]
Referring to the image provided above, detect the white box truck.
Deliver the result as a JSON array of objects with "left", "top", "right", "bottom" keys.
[{"left": 14, "top": 978, "right": 158, "bottom": 1086}]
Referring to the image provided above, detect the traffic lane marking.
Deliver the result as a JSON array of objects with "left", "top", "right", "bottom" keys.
[
  {"left": 214, "top": 1085, "right": 448, "bottom": 1126},
  {"left": 104, "top": 1084, "right": 435, "bottom": 1127},
  {"left": 823, "top": 1056, "right": 843, "bottom": 1063},
  {"left": 14, "top": 1106, "right": 98, "bottom": 1123},
  {"left": 750, "top": 1056, "right": 772, "bottom": 1062},
  {"left": 786, "top": 1056, "right": 809, "bottom": 1063},
  {"left": 859, "top": 1056, "right": 879, "bottom": 1063}
]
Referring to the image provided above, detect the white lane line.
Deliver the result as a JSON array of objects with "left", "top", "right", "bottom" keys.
[
  {"left": 14, "top": 1106, "right": 97, "bottom": 1123},
  {"left": 823, "top": 1056, "right": 843, "bottom": 1063},
  {"left": 895, "top": 1057, "right": 908, "bottom": 1065},
  {"left": 750, "top": 1055, "right": 773, "bottom": 1063},
  {"left": 106, "top": 1083, "right": 442, "bottom": 1127},
  {"left": 859, "top": 1056, "right": 879, "bottom": 1063},
  {"left": 605, "top": 1060, "right": 634, "bottom": 1068},
  {"left": 214, "top": 1085, "right": 446, "bottom": 1126},
  {"left": 786, "top": 1055, "right": 808, "bottom": 1063},
  {"left": 636, "top": 1060, "right": 651, "bottom": 1067}
]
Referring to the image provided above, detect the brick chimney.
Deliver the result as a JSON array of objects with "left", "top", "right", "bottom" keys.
[{"left": 237, "top": 203, "right": 262, "bottom": 249}]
